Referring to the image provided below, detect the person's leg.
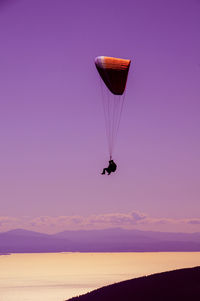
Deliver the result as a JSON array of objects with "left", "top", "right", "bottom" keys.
[{"left": 101, "top": 168, "right": 107, "bottom": 174}]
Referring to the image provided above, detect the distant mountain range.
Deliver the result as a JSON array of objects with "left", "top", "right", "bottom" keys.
[
  {"left": 1, "top": 228, "right": 200, "bottom": 253},
  {"left": 66, "top": 266, "right": 200, "bottom": 301}
]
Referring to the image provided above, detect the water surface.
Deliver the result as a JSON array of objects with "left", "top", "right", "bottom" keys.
[{"left": 0, "top": 252, "right": 200, "bottom": 301}]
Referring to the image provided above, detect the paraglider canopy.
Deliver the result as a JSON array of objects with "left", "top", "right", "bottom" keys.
[
  {"left": 95, "top": 56, "right": 131, "bottom": 95},
  {"left": 95, "top": 55, "right": 131, "bottom": 159}
]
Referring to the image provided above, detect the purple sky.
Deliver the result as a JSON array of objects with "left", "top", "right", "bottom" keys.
[{"left": 0, "top": 0, "right": 200, "bottom": 233}]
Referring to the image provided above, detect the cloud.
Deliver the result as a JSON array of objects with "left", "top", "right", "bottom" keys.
[
  {"left": 0, "top": 212, "right": 200, "bottom": 233},
  {"left": 131, "top": 211, "right": 147, "bottom": 221},
  {"left": 0, "top": 216, "right": 20, "bottom": 227},
  {"left": 185, "top": 219, "right": 200, "bottom": 225},
  {"left": 86, "top": 212, "right": 143, "bottom": 226}
]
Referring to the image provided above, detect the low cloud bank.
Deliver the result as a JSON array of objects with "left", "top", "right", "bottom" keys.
[{"left": 0, "top": 212, "right": 200, "bottom": 233}]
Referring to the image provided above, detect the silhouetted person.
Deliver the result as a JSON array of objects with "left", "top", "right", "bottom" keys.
[{"left": 101, "top": 160, "right": 117, "bottom": 175}]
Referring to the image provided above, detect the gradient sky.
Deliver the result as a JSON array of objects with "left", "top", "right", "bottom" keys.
[{"left": 0, "top": 0, "right": 200, "bottom": 233}]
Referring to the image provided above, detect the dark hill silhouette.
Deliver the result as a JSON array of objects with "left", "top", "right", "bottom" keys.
[{"left": 66, "top": 266, "right": 200, "bottom": 301}]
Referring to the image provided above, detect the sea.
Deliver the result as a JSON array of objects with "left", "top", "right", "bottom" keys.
[{"left": 0, "top": 252, "right": 200, "bottom": 301}]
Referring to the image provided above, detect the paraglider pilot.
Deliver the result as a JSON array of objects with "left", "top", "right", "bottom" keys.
[{"left": 101, "top": 159, "right": 117, "bottom": 175}]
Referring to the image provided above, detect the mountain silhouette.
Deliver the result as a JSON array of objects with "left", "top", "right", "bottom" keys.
[{"left": 1, "top": 228, "right": 200, "bottom": 253}]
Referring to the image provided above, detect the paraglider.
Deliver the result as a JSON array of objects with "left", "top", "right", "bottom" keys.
[
  {"left": 101, "top": 159, "right": 117, "bottom": 175},
  {"left": 95, "top": 56, "right": 131, "bottom": 175}
]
